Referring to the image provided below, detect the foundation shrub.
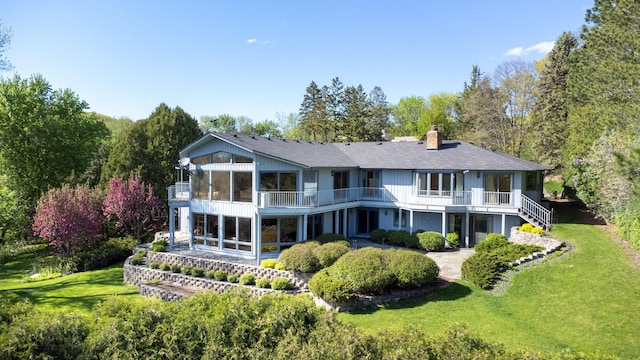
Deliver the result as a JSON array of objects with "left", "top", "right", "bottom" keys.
[
  {"left": 518, "top": 223, "right": 534, "bottom": 232},
  {"left": 170, "top": 264, "right": 181, "bottom": 273},
  {"left": 149, "top": 262, "right": 159, "bottom": 269},
  {"left": 418, "top": 232, "right": 445, "bottom": 252},
  {"left": 278, "top": 241, "right": 321, "bottom": 273},
  {"left": 308, "top": 268, "right": 356, "bottom": 302},
  {"left": 404, "top": 232, "right": 420, "bottom": 248},
  {"left": 531, "top": 227, "right": 545, "bottom": 235},
  {"left": 261, "top": 258, "right": 277, "bottom": 268},
  {"left": 227, "top": 273, "right": 239, "bottom": 283},
  {"left": 461, "top": 252, "right": 510, "bottom": 290},
  {"left": 474, "top": 233, "right": 508, "bottom": 253},
  {"left": 159, "top": 262, "right": 170, "bottom": 271},
  {"left": 386, "top": 249, "right": 440, "bottom": 288},
  {"left": 387, "top": 230, "right": 409, "bottom": 246},
  {"left": 181, "top": 266, "right": 193, "bottom": 275},
  {"left": 213, "top": 270, "right": 227, "bottom": 281},
  {"left": 313, "top": 242, "right": 350, "bottom": 268},
  {"left": 239, "top": 273, "right": 255, "bottom": 285},
  {"left": 314, "top": 233, "right": 346, "bottom": 243},
  {"left": 271, "top": 277, "right": 292, "bottom": 290},
  {"left": 256, "top": 277, "right": 271, "bottom": 288},
  {"left": 330, "top": 247, "right": 395, "bottom": 294},
  {"left": 274, "top": 262, "right": 285, "bottom": 270},
  {"left": 205, "top": 270, "right": 216, "bottom": 279},
  {"left": 446, "top": 232, "right": 460, "bottom": 248},
  {"left": 370, "top": 229, "right": 388, "bottom": 244}
]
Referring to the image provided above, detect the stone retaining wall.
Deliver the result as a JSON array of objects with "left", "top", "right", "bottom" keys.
[
  {"left": 313, "top": 279, "right": 450, "bottom": 312},
  {"left": 140, "top": 284, "right": 188, "bottom": 302},
  {"left": 146, "top": 251, "right": 312, "bottom": 289},
  {"left": 508, "top": 227, "right": 565, "bottom": 266},
  {"left": 124, "top": 258, "right": 302, "bottom": 299}
]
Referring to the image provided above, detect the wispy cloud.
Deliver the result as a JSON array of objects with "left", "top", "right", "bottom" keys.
[
  {"left": 505, "top": 41, "right": 555, "bottom": 56},
  {"left": 246, "top": 38, "right": 273, "bottom": 45}
]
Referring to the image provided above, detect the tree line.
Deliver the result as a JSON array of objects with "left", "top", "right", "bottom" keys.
[{"left": 1, "top": 0, "right": 640, "bottom": 250}]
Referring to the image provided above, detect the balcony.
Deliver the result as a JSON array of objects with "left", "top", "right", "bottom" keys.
[
  {"left": 168, "top": 182, "right": 517, "bottom": 209},
  {"left": 257, "top": 188, "right": 515, "bottom": 209}
]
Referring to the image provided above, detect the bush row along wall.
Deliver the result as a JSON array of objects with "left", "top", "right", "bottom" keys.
[
  {"left": 145, "top": 251, "right": 313, "bottom": 289},
  {"left": 313, "top": 279, "right": 450, "bottom": 312},
  {"left": 509, "top": 227, "right": 565, "bottom": 266},
  {"left": 124, "top": 258, "right": 302, "bottom": 298}
]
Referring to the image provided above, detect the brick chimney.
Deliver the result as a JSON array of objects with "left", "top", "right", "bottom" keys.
[{"left": 426, "top": 125, "right": 442, "bottom": 150}]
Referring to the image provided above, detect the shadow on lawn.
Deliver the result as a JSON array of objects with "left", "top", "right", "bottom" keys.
[{"left": 549, "top": 198, "right": 606, "bottom": 226}]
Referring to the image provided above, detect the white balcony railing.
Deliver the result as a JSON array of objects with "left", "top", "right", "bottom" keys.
[{"left": 168, "top": 182, "right": 189, "bottom": 201}]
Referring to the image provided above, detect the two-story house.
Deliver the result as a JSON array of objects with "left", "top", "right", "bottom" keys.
[{"left": 168, "top": 127, "right": 551, "bottom": 264}]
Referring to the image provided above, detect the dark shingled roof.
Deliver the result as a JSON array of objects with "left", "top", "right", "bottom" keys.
[{"left": 183, "top": 133, "right": 548, "bottom": 171}]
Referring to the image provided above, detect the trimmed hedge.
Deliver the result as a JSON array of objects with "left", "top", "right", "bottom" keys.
[
  {"left": 386, "top": 249, "right": 439, "bottom": 288},
  {"left": 418, "top": 232, "right": 445, "bottom": 252},
  {"left": 446, "top": 232, "right": 460, "bottom": 248},
  {"left": 314, "top": 233, "right": 346, "bottom": 243},
  {"left": 312, "top": 242, "right": 349, "bottom": 268},
  {"left": 461, "top": 252, "right": 510, "bottom": 289},
  {"left": 271, "top": 277, "right": 292, "bottom": 291},
  {"left": 370, "top": 229, "right": 388, "bottom": 244},
  {"left": 474, "top": 233, "right": 508, "bottom": 253},
  {"left": 278, "top": 241, "right": 321, "bottom": 272},
  {"left": 72, "top": 236, "right": 138, "bottom": 271},
  {"left": 308, "top": 268, "right": 356, "bottom": 302},
  {"left": 329, "top": 247, "right": 395, "bottom": 294}
]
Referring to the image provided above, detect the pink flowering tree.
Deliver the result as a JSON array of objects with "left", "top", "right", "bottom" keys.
[
  {"left": 33, "top": 185, "right": 105, "bottom": 257},
  {"left": 104, "top": 176, "right": 161, "bottom": 241}
]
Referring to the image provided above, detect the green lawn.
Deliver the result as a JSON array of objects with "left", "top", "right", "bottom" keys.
[
  {"left": 339, "top": 223, "right": 640, "bottom": 359},
  {"left": 0, "top": 252, "right": 140, "bottom": 316},
  {"left": 544, "top": 180, "right": 564, "bottom": 195}
]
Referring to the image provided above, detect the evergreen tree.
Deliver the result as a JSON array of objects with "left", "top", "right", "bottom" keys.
[
  {"left": 299, "top": 81, "right": 329, "bottom": 141},
  {"left": 367, "top": 86, "right": 391, "bottom": 141},
  {"left": 342, "top": 85, "right": 370, "bottom": 142},
  {"left": 530, "top": 32, "right": 578, "bottom": 169}
]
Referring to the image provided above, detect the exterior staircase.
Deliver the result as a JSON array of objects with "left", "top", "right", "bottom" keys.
[{"left": 519, "top": 194, "right": 552, "bottom": 230}]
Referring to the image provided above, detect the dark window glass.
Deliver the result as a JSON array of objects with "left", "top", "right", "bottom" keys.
[{"left": 233, "top": 172, "right": 253, "bottom": 202}]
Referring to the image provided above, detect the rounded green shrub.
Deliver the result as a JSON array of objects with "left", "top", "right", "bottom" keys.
[
  {"left": 404, "top": 232, "right": 420, "bottom": 248},
  {"left": 256, "top": 277, "right": 271, "bottom": 288},
  {"left": 170, "top": 264, "right": 181, "bottom": 273},
  {"left": 274, "top": 262, "right": 286, "bottom": 271},
  {"left": 239, "top": 273, "right": 255, "bottom": 285},
  {"left": 149, "top": 262, "right": 160, "bottom": 269},
  {"left": 159, "top": 262, "right": 170, "bottom": 271},
  {"left": 227, "top": 273, "right": 239, "bottom": 283},
  {"left": 370, "top": 229, "right": 388, "bottom": 244},
  {"left": 135, "top": 249, "right": 147, "bottom": 257},
  {"left": 446, "top": 232, "right": 460, "bottom": 248},
  {"left": 130, "top": 255, "right": 143, "bottom": 265},
  {"left": 150, "top": 242, "right": 166, "bottom": 252},
  {"left": 314, "top": 233, "right": 346, "bottom": 243},
  {"left": 271, "top": 277, "right": 292, "bottom": 290},
  {"left": 205, "top": 270, "right": 216, "bottom": 279},
  {"left": 181, "top": 266, "right": 193, "bottom": 275},
  {"left": 308, "top": 268, "right": 356, "bottom": 302},
  {"left": 386, "top": 230, "right": 408, "bottom": 246},
  {"left": 191, "top": 268, "right": 205, "bottom": 277},
  {"left": 418, "top": 232, "right": 445, "bottom": 252},
  {"left": 330, "top": 247, "right": 395, "bottom": 294},
  {"left": 386, "top": 249, "right": 440, "bottom": 287},
  {"left": 214, "top": 270, "right": 227, "bottom": 281},
  {"left": 313, "top": 242, "right": 350, "bottom": 268},
  {"left": 461, "top": 252, "right": 510, "bottom": 290},
  {"left": 492, "top": 244, "right": 544, "bottom": 262},
  {"left": 278, "top": 242, "right": 321, "bottom": 272},
  {"left": 261, "top": 258, "right": 277, "bottom": 268},
  {"left": 474, "top": 233, "right": 508, "bottom": 253}
]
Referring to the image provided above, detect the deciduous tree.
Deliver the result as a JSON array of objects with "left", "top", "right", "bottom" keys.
[
  {"left": 0, "top": 20, "right": 12, "bottom": 71},
  {"left": 32, "top": 185, "right": 104, "bottom": 257},
  {"left": 104, "top": 176, "right": 161, "bottom": 240}
]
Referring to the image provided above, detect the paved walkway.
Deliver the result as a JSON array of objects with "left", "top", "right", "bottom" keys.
[{"left": 351, "top": 238, "right": 474, "bottom": 280}]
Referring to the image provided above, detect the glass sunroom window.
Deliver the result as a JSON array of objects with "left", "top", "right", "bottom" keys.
[
  {"left": 212, "top": 171, "right": 230, "bottom": 201},
  {"left": 233, "top": 172, "right": 253, "bottom": 202}
]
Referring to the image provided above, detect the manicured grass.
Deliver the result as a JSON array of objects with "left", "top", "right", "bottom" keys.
[
  {"left": 0, "top": 252, "right": 140, "bottom": 316},
  {"left": 339, "top": 223, "right": 640, "bottom": 359},
  {"left": 544, "top": 180, "right": 564, "bottom": 195}
]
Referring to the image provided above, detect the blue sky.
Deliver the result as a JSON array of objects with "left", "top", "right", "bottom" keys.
[{"left": 2, "top": 1, "right": 588, "bottom": 123}]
